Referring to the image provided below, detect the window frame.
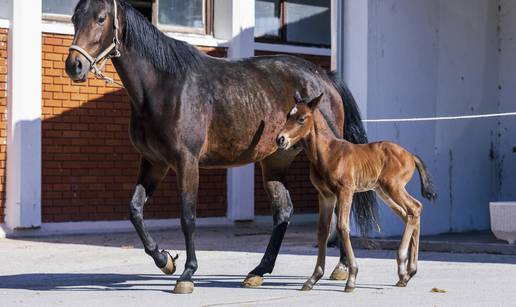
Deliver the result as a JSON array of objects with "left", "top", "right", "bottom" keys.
[
  {"left": 155, "top": 0, "right": 214, "bottom": 35},
  {"left": 41, "top": 0, "right": 79, "bottom": 22},
  {"left": 41, "top": 0, "right": 214, "bottom": 36},
  {"left": 255, "top": 0, "right": 331, "bottom": 48}
]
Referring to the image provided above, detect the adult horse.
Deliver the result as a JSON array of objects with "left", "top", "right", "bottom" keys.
[{"left": 65, "top": 0, "right": 378, "bottom": 294}]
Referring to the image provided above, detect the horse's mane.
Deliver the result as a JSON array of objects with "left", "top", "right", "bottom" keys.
[{"left": 119, "top": 0, "right": 204, "bottom": 74}]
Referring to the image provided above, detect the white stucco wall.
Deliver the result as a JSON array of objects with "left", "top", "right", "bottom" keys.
[
  {"left": 497, "top": 0, "right": 516, "bottom": 203},
  {"left": 343, "top": 0, "right": 512, "bottom": 236}
]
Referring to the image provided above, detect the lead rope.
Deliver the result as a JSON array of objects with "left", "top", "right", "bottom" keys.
[{"left": 69, "top": 0, "right": 123, "bottom": 87}]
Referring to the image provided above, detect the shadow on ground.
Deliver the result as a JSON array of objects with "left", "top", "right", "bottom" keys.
[
  {"left": 0, "top": 273, "right": 390, "bottom": 293},
  {"left": 5, "top": 223, "right": 516, "bottom": 265}
]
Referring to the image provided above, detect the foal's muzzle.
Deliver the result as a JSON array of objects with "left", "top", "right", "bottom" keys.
[
  {"left": 65, "top": 51, "right": 89, "bottom": 83},
  {"left": 276, "top": 135, "right": 289, "bottom": 150}
]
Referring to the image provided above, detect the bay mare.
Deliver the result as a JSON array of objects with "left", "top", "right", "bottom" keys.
[{"left": 65, "top": 0, "right": 378, "bottom": 293}]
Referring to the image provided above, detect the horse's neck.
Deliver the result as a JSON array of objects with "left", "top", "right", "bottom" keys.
[
  {"left": 111, "top": 47, "right": 183, "bottom": 112},
  {"left": 301, "top": 111, "right": 342, "bottom": 167}
]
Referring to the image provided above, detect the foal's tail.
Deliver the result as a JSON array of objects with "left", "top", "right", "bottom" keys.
[
  {"left": 328, "top": 71, "right": 380, "bottom": 237},
  {"left": 414, "top": 155, "right": 437, "bottom": 201}
]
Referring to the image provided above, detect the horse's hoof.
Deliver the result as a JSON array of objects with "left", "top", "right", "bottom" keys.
[
  {"left": 395, "top": 280, "right": 408, "bottom": 287},
  {"left": 173, "top": 281, "right": 194, "bottom": 294},
  {"left": 344, "top": 286, "right": 355, "bottom": 293},
  {"left": 159, "top": 252, "right": 177, "bottom": 275},
  {"left": 301, "top": 283, "right": 313, "bottom": 291},
  {"left": 329, "top": 266, "right": 348, "bottom": 280},
  {"left": 241, "top": 275, "right": 264, "bottom": 288}
]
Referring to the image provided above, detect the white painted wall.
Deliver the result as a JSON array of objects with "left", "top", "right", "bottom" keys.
[
  {"left": 341, "top": 0, "right": 507, "bottom": 236},
  {"left": 5, "top": 0, "right": 42, "bottom": 229},
  {"left": 225, "top": 0, "right": 256, "bottom": 221},
  {"left": 497, "top": 0, "right": 516, "bottom": 204}
]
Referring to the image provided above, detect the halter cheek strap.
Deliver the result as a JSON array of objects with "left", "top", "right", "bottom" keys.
[{"left": 69, "top": 0, "right": 123, "bottom": 87}]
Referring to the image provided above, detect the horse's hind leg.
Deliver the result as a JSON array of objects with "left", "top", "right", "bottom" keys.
[
  {"left": 302, "top": 193, "right": 336, "bottom": 291},
  {"left": 406, "top": 193, "right": 422, "bottom": 279},
  {"left": 129, "top": 159, "right": 174, "bottom": 275},
  {"left": 386, "top": 188, "right": 422, "bottom": 287},
  {"left": 242, "top": 151, "right": 297, "bottom": 288},
  {"left": 408, "top": 215, "right": 420, "bottom": 279}
]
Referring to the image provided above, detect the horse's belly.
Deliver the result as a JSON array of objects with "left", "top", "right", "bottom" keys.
[{"left": 198, "top": 142, "right": 278, "bottom": 168}]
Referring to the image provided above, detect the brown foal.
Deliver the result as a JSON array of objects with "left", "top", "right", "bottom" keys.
[{"left": 276, "top": 94, "right": 437, "bottom": 292}]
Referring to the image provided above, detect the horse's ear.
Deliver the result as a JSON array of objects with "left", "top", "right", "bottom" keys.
[
  {"left": 307, "top": 93, "right": 324, "bottom": 111},
  {"left": 294, "top": 92, "right": 303, "bottom": 104}
]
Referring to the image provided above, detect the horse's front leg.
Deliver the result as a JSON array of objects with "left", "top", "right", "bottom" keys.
[
  {"left": 129, "top": 159, "right": 176, "bottom": 274},
  {"left": 172, "top": 154, "right": 199, "bottom": 294},
  {"left": 242, "top": 155, "right": 294, "bottom": 288}
]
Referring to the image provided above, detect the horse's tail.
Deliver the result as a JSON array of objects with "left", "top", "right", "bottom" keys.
[
  {"left": 414, "top": 155, "right": 438, "bottom": 201},
  {"left": 328, "top": 71, "right": 380, "bottom": 237}
]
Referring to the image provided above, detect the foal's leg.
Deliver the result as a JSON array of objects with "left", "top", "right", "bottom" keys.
[
  {"left": 329, "top": 212, "right": 349, "bottom": 281},
  {"left": 408, "top": 215, "right": 421, "bottom": 279},
  {"left": 173, "top": 154, "right": 200, "bottom": 294},
  {"left": 129, "top": 159, "right": 173, "bottom": 274},
  {"left": 243, "top": 152, "right": 296, "bottom": 288},
  {"left": 336, "top": 188, "right": 358, "bottom": 292},
  {"left": 387, "top": 188, "right": 421, "bottom": 287},
  {"left": 301, "top": 193, "right": 336, "bottom": 291}
]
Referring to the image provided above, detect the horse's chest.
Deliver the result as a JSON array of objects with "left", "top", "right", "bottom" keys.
[{"left": 129, "top": 117, "right": 174, "bottom": 162}]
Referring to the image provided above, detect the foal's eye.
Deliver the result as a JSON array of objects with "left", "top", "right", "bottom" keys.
[
  {"left": 97, "top": 15, "right": 106, "bottom": 24},
  {"left": 297, "top": 117, "right": 305, "bottom": 124}
]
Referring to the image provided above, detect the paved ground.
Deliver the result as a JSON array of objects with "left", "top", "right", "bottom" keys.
[{"left": 1, "top": 223, "right": 515, "bottom": 307}]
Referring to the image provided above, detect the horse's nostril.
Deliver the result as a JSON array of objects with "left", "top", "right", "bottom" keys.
[
  {"left": 75, "top": 58, "right": 83, "bottom": 74},
  {"left": 277, "top": 136, "right": 285, "bottom": 147}
]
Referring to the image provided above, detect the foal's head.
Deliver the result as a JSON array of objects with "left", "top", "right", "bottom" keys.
[
  {"left": 66, "top": 0, "right": 120, "bottom": 82},
  {"left": 276, "top": 94, "right": 323, "bottom": 150}
]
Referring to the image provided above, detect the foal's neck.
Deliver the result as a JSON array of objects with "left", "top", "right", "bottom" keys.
[{"left": 301, "top": 111, "right": 346, "bottom": 166}]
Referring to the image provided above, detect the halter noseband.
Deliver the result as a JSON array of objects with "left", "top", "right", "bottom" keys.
[{"left": 69, "top": 0, "right": 123, "bottom": 86}]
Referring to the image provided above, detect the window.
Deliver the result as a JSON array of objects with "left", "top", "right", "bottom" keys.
[
  {"left": 255, "top": 0, "right": 331, "bottom": 47},
  {"left": 42, "top": 0, "right": 152, "bottom": 21},
  {"left": 40, "top": 0, "right": 212, "bottom": 35},
  {"left": 43, "top": 0, "right": 79, "bottom": 20},
  {"left": 157, "top": 0, "right": 212, "bottom": 34},
  {"left": 0, "top": 0, "right": 8, "bottom": 19}
]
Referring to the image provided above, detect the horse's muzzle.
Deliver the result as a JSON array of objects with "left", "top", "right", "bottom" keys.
[{"left": 65, "top": 51, "right": 89, "bottom": 83}]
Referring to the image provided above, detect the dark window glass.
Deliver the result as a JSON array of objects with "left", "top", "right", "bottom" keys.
[
  {"left": 255, "top": 0, "right": 331, "bottom": 47},
  {"left": 285, "top": 0, "right": 330, "bottom": 46},
  {"left": 255, "top": 0, "right": 280, "bottom": 39},
  {"left": 158, "top": 0, "right": 203, "bottom": 29}
]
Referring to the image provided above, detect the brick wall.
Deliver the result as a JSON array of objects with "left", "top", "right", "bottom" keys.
[
  {"left": 254, "top": 50, "right": 331, "bottom": 215},
  {"left": 0, "top": 29, "right": 7, "bottom": 223},
  {"left": 42, "top": 33, "right": 228, "bottom": 222}
]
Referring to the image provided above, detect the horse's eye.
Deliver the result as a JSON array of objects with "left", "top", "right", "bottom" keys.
[
  {"left": 97, "top": 15, "right": 106, "bottom": 24},
  {"left": 297, "top": 117, "right": 305, "bottom": 124}
]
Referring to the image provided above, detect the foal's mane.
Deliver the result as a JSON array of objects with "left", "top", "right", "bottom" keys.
[{"left": 118, "top": 0, "right": 204, "bottom": 74}]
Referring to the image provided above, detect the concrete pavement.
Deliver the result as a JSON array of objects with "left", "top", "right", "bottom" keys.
[{"left": 1, "top": 223, "right": 515, "bottom": 307}]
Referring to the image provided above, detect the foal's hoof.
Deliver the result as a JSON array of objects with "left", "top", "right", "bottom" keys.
[
  {"left": 344, "top": 286, "right": 355, "bottom": 293},
  {"left": 329, "top": 265, "right": 349, "bottom": 280},
  {"left": 159, "top": 251, "right": 178, "bottom": 275},
  {"left": 395, "top": 279, "right": 408, "bottom": 287},
  {"left": 173, "top": 281, "right": 194, "bottom": 294},
  {"left": 241, "top": 275, "right": 264, "bottom": 288},
  {"left": 301, "top": 283, "right": 313, "bottom": 291}
]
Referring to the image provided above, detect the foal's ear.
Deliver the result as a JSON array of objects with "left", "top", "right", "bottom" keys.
[
  {"left": 307, "top": 93, "right": 324, "bottom": 111},
  {"left": 294, "top": 92, "right": 303, "bottom": 104}
]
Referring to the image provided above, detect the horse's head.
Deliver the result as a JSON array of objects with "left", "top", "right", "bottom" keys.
[
  {"left": 276, "top": 93, "right": 324, "bottom": 150},
  {"left": 65, "top": 0, "right": 121, "bottom": 83}
]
